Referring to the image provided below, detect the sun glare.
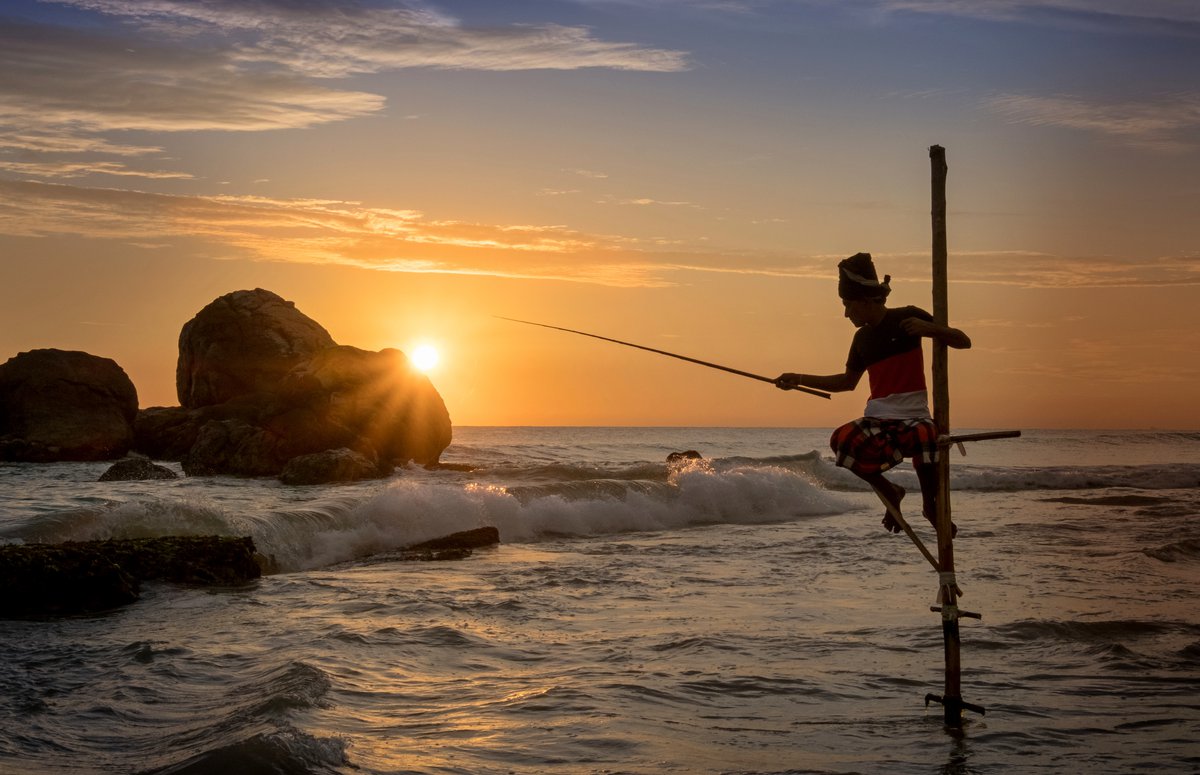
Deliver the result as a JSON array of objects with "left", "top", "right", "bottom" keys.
[{"left": 411, "top": 344, "right": 440, "bottom": 372}]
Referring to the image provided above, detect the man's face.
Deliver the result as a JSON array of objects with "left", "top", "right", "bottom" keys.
[{"left": 843, "top": 299, "right": 876, "bottom": 327}]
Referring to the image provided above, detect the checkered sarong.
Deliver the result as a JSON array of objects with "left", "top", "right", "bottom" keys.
[{"left": 830, "top": 417, "right": 939, "bottom": 475}]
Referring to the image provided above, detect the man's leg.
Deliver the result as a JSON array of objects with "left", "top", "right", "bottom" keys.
[
  {"left": 914, "top": 461, "right": 957, "bottom": 538},
  {"left": 862, "top": 471, "right": 905, "bottom": 533},
  {"left": 831, "top": 418, "right": 908, "bottom": 533}
]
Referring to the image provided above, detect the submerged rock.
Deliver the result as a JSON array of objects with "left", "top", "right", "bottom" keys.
[
  {"left": 99, "top": 457, "right": 178, "bottom": 481},
  {"left": 279, "top": 447, "right": 385, "bottom": 485},
  {"left": 0, "top": 349, "right": 139, "bottom": 462},
  {"left": 405, "top": 526, "right": 500, "bottom": 555},
  {"left": 0, "top": 536, "right": 261, "bottom": 618}
]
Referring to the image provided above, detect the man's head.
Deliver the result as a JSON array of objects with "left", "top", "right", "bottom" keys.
[{"left": 838, "top": 252, "right": 890, "bottom": 327}]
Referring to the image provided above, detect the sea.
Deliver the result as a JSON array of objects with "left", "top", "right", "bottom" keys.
[{"left": 1, "top": 427, "right": 1198, "bottom": 775}]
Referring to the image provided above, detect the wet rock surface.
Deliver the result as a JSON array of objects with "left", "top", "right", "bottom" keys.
[{"left": 0, "top": 536, "right": 262, "bottom": 618}]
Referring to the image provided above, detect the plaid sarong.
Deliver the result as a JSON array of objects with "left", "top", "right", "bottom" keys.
[{"left": 830, "top": 417, "right": 939, "bottom": 475}]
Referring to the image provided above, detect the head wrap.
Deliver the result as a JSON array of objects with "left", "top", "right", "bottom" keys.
[{"left": 837, "top": 252, "right": 891, "bottom": 301}]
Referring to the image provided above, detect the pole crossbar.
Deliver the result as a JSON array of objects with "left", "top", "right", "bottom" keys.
[{"left": 940, "top": 430, "right": 1022, "bottom": 446}]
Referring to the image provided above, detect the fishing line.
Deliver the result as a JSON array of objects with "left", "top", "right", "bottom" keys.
[{"left": 497, "top": 316, "right": 831, "bottom": 400}]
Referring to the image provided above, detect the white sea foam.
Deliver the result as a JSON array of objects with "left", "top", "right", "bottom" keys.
[
  {"left": 264, "top": 462, "right": 851, "bottom": 571},
  {"left": 3, "top": 428, "right": 1198, "bottom": 575}
]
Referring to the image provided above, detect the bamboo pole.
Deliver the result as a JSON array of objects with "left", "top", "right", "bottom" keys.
[{"left": 929, "top": 144, "right": 967, "bottom": 727}]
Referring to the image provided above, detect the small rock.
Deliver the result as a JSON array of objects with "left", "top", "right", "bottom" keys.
[
  {"left": 279, "top": 447, "right": 384, "bottom": 485},
  {"left": 99, "top": 457, "right": 178, "bottom": 481}
]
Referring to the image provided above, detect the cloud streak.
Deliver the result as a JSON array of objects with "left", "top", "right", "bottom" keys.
[
  {"left": 2, "top": 180, "right": 1196, "bottom": 291},
  {"left": 0, "top": 179, "right": 678, "bottom": 287},
  {"left": 869, "top": 0, "right": 1200, "bottom": 36},
  {"left": 41, "top": 0, "right": 689, "bottom": 77},
  {"left": 985, "top": 92, "right": 1200, "bottom": 151},
  {"left": 0, "top": 18, "right": 386, "bottom": 134}
]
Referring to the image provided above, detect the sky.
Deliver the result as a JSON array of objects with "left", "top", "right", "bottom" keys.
[{"left": 1, "top": 0, "right": 1198, "bottom": 429}]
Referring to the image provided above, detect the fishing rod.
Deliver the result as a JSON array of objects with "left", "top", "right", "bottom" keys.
[{"left": 497, "top": 316, "right": 831, "bottom": 400}]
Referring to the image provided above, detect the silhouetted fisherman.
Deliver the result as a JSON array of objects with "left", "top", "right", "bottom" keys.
[{"left": 775, "top": 253, "right": 971, "bottom": 534}]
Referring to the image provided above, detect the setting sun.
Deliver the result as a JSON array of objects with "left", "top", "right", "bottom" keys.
[{"left": 411, "top": 344, "right": 440, "bottom": 372}]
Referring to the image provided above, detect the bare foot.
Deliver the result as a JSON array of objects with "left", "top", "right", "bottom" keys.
[
  {"left": 923, "top": 507, "right": 959, "bottom": 538},
  {"left": 879, "top": 482, "right": 905, "bottom": 534}
]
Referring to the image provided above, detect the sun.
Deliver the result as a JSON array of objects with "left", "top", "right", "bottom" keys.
[{"left": 410, "top": 343, "right": 440, "bottom": 372}]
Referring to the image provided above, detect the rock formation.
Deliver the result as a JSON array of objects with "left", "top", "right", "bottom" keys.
[
  {"left": 177, "top": 288, "right": 336, "bottom": 409},
  {"left": 135, "top": 289, "right": 451, "bottom": 478},
  {"left": 3, "top": 288, "right": 452, "bottom": 477},
  {"left": 0, "top": 349, "right": 138, "bottom": 461}
]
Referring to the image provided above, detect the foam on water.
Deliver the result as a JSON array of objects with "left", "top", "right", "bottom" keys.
[
  {"left": 267, "top": 459, "right": 851, "bottom": 570},
  {"left": 0, "top": 457, "right": 852, "bottom": 572}
]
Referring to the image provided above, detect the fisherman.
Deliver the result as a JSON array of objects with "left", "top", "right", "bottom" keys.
[{"left": 774, "top": 252, "right": 971, "bottom": 535}]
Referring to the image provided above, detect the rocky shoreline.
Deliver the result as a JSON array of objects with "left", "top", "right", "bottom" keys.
[
  {"left": 0, "top": 287, "right": 472, "bottom": 618},
  {"left": 0, "top": 288, "right": 452, "bottom": 481}
]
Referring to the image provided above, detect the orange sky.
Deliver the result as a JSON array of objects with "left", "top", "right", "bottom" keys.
[{"left": 2, "top": 1, "right": 1198, "bottom": 429}]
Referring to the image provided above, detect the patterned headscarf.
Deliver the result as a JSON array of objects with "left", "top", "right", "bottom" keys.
[{"left": 837, "top": 252, "right": 891, "bottom": 301}]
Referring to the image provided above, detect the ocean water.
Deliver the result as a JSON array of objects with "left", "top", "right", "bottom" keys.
[{"left": 1, "top": 427, "right": 1198, "bottom": 774}]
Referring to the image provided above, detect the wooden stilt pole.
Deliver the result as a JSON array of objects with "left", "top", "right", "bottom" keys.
[{"left": 927, "top": 144, "right": 977, "bottom": 727}]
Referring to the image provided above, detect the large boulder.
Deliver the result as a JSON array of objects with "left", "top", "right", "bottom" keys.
[
  {"left": 283, "top": 346, "right": 451, "bottom": 467},
  {"left": 0, "top": 349, "right": 138, "bottom": 461},
  {"left": 177, "top": 288, "right": 335, "bottom": 409},
  {"left": 136, "top": 290, "right": 452, "bottom": 477}
]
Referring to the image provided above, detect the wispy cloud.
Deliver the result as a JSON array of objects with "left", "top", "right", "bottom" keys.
[
  {"left": 0, "top": 1, "right": 687, "bottom": 178},
  {"left": 607, "top": 196, "right": 702, "bottom": 208},
  {"left": 565, "top": 168, "right": 611, "bottom": 179},
  {"left": 1002, "top": 331, "right": 1200, "bottom": 384},
  {"left": 0, "top": 130, "right": 163, "bottom": 156},
  {"left": 0, "top": 160, "right": 194, "bottom": 179},
  {"left": 582, "top": 0, "right": 1200, "bottom": 34},
  {"left": 0, "top": 17, "right": 386, "bottom": 134},
  {"left": 985, "top": 92, "right": 1200, "bottom": 152},
  {"left": 0, "top": 179, "right": 677, "bottom": 287},
  {"left": 874, "top": 249, "right": 1200, "bottom": 288},
  {"left": 41, "top": 0, "right": 689, "bottom": 76},
  {"left": 870, "top": 1, "right": 1200, "bottom": 36},
  {"left": 3, "top": 181, "right": 1195, "bottom": 291}
]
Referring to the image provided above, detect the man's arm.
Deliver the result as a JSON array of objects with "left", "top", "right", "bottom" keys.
[
  {"left": 775, "top": 369, "right": 863, "bottom": 393},
  {"left": 901, "top": 318, "right": 971, "bottom": 349}
]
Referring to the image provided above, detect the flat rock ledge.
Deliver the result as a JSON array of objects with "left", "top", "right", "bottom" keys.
[
  {"left": 1, "top": 527, "right": 501, "bottom": 618},
  {"left": 0, "top": 536, "right": 262, "bottom": 618}
]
